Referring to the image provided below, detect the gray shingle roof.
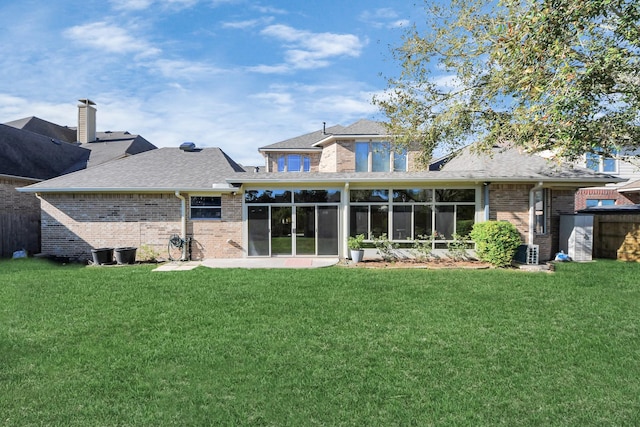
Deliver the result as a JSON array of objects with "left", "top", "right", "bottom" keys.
[
  {"left": 258, "top": 119, "right": 389, "bottom": 151},
  {"left": 5, "top": 116, "right": 77, "bottom": 143},
  {"left": 81, "top": 132, "right": 157, "bottom": 167},
  {"left": 0, "top": 123, "right": 90, "bottom": 180},
  {"left": 21, "top": 147, "right": 246, "bottom": 192},
  {"left": 439, "top": 146, "right": 623, "bottom": 182}
]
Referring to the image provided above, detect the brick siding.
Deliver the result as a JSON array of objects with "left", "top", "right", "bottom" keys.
[
  {"left": 39, "top": 192, "right": 243, "bottom": 262},
  {"left": 575, "top": 188, "right": 635, "bottom": 211}
]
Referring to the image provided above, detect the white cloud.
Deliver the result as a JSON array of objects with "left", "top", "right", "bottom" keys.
[
  {"left": 63, "top": 22, "right": 161, "bottom": 57},
  {"left": 254, "top": 24, "right": 364, "bottom": 73},
  {"left": 109, "top": 0, "right": 201, "bottom": 11},
  {"left": 221, "top": 17, "right": 274, "bottom": 29},
  {"left": 359, "top": 8, "right": 408, "bottom": 29}
]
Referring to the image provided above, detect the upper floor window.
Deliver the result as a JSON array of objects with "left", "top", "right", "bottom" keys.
[
  {"left": 355, "top": 141, "right": 407, "bottom": 172},
  {"left": 191, "top": 196, "right": 221, "bottom": 220},
  {"left": 586, "top": 149, "right": 618, "bottom": 173},
  {"left": 277, "top": 154, "right": 311, "bottom": 172}
]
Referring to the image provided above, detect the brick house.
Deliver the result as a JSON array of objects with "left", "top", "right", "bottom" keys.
[
  {"left": 574, "top": 149, "right": 640, "bottom": 210},
  {"left": 20, "top": 120, "right": 620, "bottom": 263},
  {"left": 1, "top": 100, "right": 156, "bottom": 257}
]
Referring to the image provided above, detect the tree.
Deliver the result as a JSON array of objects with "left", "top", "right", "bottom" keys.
[{"left": 374, "top": 0, "right": 640, "bottom": 165}]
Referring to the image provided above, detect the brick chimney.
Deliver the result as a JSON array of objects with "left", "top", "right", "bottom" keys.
[{"left": 77, "top": 99, "right": 97, "bottom": 143}]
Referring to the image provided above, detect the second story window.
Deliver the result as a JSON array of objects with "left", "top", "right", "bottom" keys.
[
  {"left": 586, "top": 149, "right": 618, "bottom": 173},
  {"left": 355, "top": 141, "right": 407, "bottom": 172},
  {"left": 277, "top": 154, "right": 311, "bottom": 172}
]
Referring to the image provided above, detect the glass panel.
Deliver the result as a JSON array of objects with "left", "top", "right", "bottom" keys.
[
  {"left": 371, "top": 205, "right": 389, "bottom": 238},
  {"left": 602, "top": 156, "right": 616, "bottom": 172},
  {"left": 295, "top": 189, "right": 341, "bottom": 203},
  {"left": 287, "top": 155, "right": 301, "bottom": 172},
  {"left": 277, "top": 156, "right": 285, "bottom": 172},
  {"left": 318, "top": 206, "right": 339, "bottom": 255},
  {"left": 296, "top": 206, "right": 315, "bottom": 255},
  {"left": 393, "top": 148, "right": 407, "bottom": 171},
  {"left": 414, "top": 205, "right": 433, "bottom": 238},
  {"left": 456, "top": 205, "right": 475, "bottom": 236},
  {"left": 271, "top": 206, "right": 292, "bottom": 255},
  {"left": 392, "top": 206, "right": 412, "bottom": 240},
  {"left": 585, "top": 152, "right": 599, "bottom": 171},
  {"left": 435, "top": 189, "right": 475, "bottom": 202},
  {"left": 191, "top": 196, "right": 221, "bottom": 207},
  {"left": 248, "top": 206, "right": 269, "bottom": 256},
  {"left": 350, "top": 189, "right": 389, "bottom": 202},
  {"left": 534, "top": 189, "right": 545, "bottom": 234},
  {"left": 350, "top": 206, "right": 369, "bottom": 237},
  {"left": 244, "top": 189, "right": 292, "bottom": 203},
  {"left": 601, "top": 199, "right": 615, "bottom": 206},
  {"left": 585, "top": 199, "right": 599, "bottom": 207},
  {"left": 371, "top": 142, "right": 390, "bottom": 172},
  {"left": 191, "top": 207, "right": 221, "bottom": 219},
  {"left": 303, "top": 156, "right": 311, "bottom": 172},
  {"left": 435, "top": 205, "right": 455, "bottom": 239},
  {"left": 355, "top": 142, "right": 369, "bottom": 172},
  {"left": 393, "top": 189, "right": 432, "bottom": 202}
]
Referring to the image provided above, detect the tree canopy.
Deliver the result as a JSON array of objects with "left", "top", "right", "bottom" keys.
[{"left": 374, "top": 0, "right": 640, "bottom": 164}]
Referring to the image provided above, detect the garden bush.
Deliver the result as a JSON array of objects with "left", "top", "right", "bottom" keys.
[{"left": 470, "top": 221, "right": 522, "bottom": 267}]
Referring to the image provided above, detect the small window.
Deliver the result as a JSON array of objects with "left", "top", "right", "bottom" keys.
[
  {"left": 191, "top": 196, "right": 221, "bottom": 220},
  {"left": 586, "top": 199, "right": 615, "bottom": 207},
  {"left": 533, "top": 189, "right": 546, "bottom": 234},
  {"left": 585, "top": 149, "right": 618, "bottom": 173},
  {"left": 277, "top": 156, "right": 285, "bottom": 172}
]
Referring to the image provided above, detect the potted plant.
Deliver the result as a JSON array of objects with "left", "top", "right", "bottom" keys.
[{"left": 348, "top": 233, "right": 366, "bottom": 263}]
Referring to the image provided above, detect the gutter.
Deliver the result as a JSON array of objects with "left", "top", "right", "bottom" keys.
[{"left": 17, "top": 186, "right": 238, "bottom": 194}]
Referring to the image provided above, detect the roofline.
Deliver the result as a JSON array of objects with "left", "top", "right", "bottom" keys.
[
  {"left": 228, "top": 176, "right": 622, "bottom": 186},
  {"left": 257, "top": 148, "right": 322, "bottom": 153},
  {"left": 0, "top": 173, "right": 43, "bottom": 182},
  {"left": 311, "top": 133, "right": 392, "bottom": 147},
  {"left": 17, "top": 186, "right": 238, "bottom": 194}
]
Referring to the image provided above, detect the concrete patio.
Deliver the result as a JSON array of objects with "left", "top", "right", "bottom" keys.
[{"left": 154, "top": 257, "right": 340, "bottom": 271}]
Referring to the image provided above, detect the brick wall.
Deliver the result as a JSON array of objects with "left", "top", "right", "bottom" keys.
[
  {"left": 575, "top": 188, "right": 634, "bottom": 210},
  {"left": 335, "top": 141, "right": 355, "bottom": 172},
  {"left": 488, "top": 184, "right": 577, "bottom": 262},
  {"left": 40, "top": 192, "right": 244, "bottom": 261}
]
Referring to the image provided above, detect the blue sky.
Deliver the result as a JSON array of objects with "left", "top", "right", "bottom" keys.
[{"left": 0, "top": 0, "right": 421, "bottom": 166}]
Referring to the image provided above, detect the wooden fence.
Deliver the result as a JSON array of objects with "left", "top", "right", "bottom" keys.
[
  {"left": 592, "top": 214, "right": 640, "bottom": 261},
  {"left": 0, "top": 212, "right": 40, "bottom": 258}
]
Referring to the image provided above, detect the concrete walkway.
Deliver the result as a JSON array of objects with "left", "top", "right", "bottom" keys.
[{"left": 154, "top": 257, "right": 340, "bottom": 271}]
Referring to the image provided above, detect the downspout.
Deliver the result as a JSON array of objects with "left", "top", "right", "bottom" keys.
[
  {"left": 528, "top": 182, "right": 544, "bottom": 246},
  {"left": 483, "top": 183, "right": 490, "bottom": 221},
  {"left": 343, "top": 182, "right": 350, "bottom": 259},
  {"left": 175, "top": 191, "right": 187, "bottom": 259}
]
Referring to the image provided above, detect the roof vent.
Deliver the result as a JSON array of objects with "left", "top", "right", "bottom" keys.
[{"left": 180, "top": 142, "right": 197, "bottom": 152}]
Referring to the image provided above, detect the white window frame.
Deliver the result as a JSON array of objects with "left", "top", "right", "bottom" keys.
[
  {"left": 585, "top": 151, "right": 618, "bottom": 173},
  {"left": 354, "top": 141, "right": 407, "bottom": 172}
]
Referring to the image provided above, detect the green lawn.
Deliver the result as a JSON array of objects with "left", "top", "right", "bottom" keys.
[{"left": 1, "top": 259, "right": 639, "bottom": 426}]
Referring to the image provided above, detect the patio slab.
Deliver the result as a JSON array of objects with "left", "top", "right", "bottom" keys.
[{"left": 201, "top": 257, "right": 339, "bottom": 269}]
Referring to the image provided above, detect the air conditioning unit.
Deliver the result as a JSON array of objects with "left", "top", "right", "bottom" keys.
[{"left": 527, "top": 244, "right": 539, "bottom": 265}]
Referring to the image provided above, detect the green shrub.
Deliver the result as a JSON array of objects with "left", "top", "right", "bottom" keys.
[{"left": 470, "top": 221, "right": 522, "bottom": 267}]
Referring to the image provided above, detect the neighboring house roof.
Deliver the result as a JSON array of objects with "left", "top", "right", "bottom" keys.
[
  {"left": 5, "top": 116, "right": 77, "bottom": 143},
  {"left": 438, "top": 146, "right": 625, "bottom": 183},
  {"left": 81, "top": 131, "right": 157, "bottom": 167},
  {"left": 20, "top": 147, "right": 246, "bottom": 192},
  {"left": 0, "top": 123, "right": 90, "bottom": 180},
  {"left": 617, "top": 179, "right": 640, "bottom": 193},
  {"left": 578, "top": 204, "right": 640, "bottom": 214},
  {"left": 258, "top": 119, "right": 388, "bottom": 151},
  {"left": 4, "top": 116, "right": 157, "bottom": 167}
]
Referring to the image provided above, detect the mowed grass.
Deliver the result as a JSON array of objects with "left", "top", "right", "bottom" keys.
[{"left": 1, "top": 259, "right": 639, "bottom": 426}]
